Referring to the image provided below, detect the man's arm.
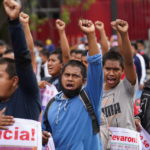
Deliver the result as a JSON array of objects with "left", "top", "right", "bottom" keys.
[
  {"left": 111, "top": 19, "right": 136, "bottom": 85},
  {"left": 79, "top": 19, "right": 103, "bottom": 111},
  {"left": 95, "top": 21, "right": 109, "bottom": 55},
  {"left": 19, "top": 12, "right": 36, "bottom": 72},
  {"left": 3, "top": 0, "right": 39, "bottom": 95},
  {"left": 79, "top": 20, "right": 99, "bottom": 56},
  {"left": 138, "top": 55, "right": 146, "bottom": 89},
  {"left": 56, "top": 19, "right": 70, "bottom": 64}
]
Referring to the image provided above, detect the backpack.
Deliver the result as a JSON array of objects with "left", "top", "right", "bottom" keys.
[
  {"left": 138, "top": 79, "right": 150, "bottom": 134},
  {"left": 43, "top": 89, "right": 99, "bottom": 134}
]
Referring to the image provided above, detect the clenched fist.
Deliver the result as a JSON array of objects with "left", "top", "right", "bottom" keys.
[
  {"left": 79, "top": 19, "right": 95, "bottom": 34},
  {"left": 3, "top": 0, "right": 21, "bottom": 20}
]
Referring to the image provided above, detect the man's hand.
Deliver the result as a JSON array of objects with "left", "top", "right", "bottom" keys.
[
  {"left": 95, "top": 21, "right": 104, "bottom": 31},
  {"left": 42, "top": 131, "right": 51, "bottom": 145},
  {"left": 111, "top": 19, "right": 128, "bottom": 35},
  {"left": 110, "top": 21, "right": 117, "bottom": 31},
  {"left": 139, "top": 84, "right": 144, "bottom": 90},
  {"left": 56, "top": 19, "right": 66, "bottom": 31},
  {"left": 38, "top": 81, "right": 51, "bottom": 89},
  {"left": 79, "top": 19, "right": 95, "bottom": 34},
  {"left": 3, "top": 0, "right": 21, "bottom": 20},
  {"left": 0, "top": 108, "right": 15, "bottom": 130},
  {"left": 135, "top": 118, "right": 141, "bottom": 132},
  {"left": 19, "top": 12, "right": 29, "bottom": 24}
]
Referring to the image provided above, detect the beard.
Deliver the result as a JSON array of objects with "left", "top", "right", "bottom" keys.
[{"left": 60, "top": 83, "right": 82, "bottom": 99}]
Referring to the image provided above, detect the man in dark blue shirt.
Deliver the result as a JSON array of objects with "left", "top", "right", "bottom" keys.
[{"left": 0, "top": 0, "right": 41, "bottom": 129}]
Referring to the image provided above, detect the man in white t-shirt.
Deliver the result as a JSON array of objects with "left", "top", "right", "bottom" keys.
[{"left": 100, "top": 19, "right": 138, "bottom": 149}]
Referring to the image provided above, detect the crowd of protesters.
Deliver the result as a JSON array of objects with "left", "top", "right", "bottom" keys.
[{"left": 0, "top": 0, "right": 150, "bottom": 150}]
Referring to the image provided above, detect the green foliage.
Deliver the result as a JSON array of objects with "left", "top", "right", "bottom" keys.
[
  {"left": 61, "top": 0, "right": 96, "bottom": 24},
  {"left": 83, "top": 0, "right": 96, "bottom": 10},
  {"left": 60, "top": 8, "right": 71, "bottom": 24},
  {"left": 64, "top": 0, "right": 81, "bottom": 6},
  {"left": 29, "top": 13, "right": 48, "bottom": 31},
  {"left": 24, "top": 0, "right": 48, "bottom": 31}
]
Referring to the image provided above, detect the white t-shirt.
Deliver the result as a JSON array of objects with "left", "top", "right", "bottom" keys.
[{"left": 101, "top": 78, "right": 138, "bottom": 130}]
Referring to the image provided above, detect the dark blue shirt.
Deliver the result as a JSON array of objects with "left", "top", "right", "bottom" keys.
[{"left": 0, "top": 19, "right": 41, "bottom": 120}]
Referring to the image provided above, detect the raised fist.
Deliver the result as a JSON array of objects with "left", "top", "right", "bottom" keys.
[
  {"left": 111, "top": 19, "right": 129, "bottom": 34},
  {"left": 95, "top": 21, "right": 104, "bottom": 31},
  {"left": 3, "top": 0, "right": 21, "bottom": 20},
  {"left": 79, "top": 19, "right": 95, "bottom": 34},
  {"left": 19, "top": 12, "right": 29, "bottom": 24},
  {"left": 56, "top": 19, "right": 66, "bottom": 31}
]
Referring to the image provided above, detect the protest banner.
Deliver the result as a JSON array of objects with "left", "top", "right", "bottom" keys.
[
  {"left": 40, "top": 85, "right": 58, "bottom": 111},
  {"left": 109, "top": 127, "right": 142, "bottom": 150},
  {"left": 42, "top": 137, "right": 55, "bottom": 150},
  {"left": 140, "top": 126, "right": 150, "bottom": 149},
  {"left": 0, "top": 118, "right": 42, "bottom": 150}
]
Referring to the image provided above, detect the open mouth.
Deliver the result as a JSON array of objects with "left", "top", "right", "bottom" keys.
[
  {"left": 48, "top": 66, "right": 53, "bottom": 72},
  {"left": 66, "top": 83, "right": 74, "bottom": 89},
  {"left": 107, "top": 78, "right": 116, "bottom": 85}
]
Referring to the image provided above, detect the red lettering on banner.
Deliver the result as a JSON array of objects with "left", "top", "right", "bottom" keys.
[
  {"left": 0, "top": 130, "right": 2, "bottom": 139},
  {"left": 20, "top": 131, "right": 29, "bottom": 140},
  {"left": 112, "top": 135, "right": 137, "bottom": 143},
  {"left": 0, "top": 127, "right": 35, "bottom": 141},
  {"left": 128, "top": 137, "right": 132, "bottom": 142},
  {"left": 120, "top": 136, "right": 124, "bottom": 141},
  {"left": 124, "top": 136, "right": 127, "bottom": 142},
  {"left": 3, "top": 130, "right": 12, "bottom": 140},
  {"left": 116, "top": 135, "right": 120, "bottom": 141},
  {"left": 14, "top": 127, "right": 19, "bottom": 140},
  {"left": 31, "top": 129, "right": 35, "bottom": 141},
  {"left": 143, "top": 140, "right": 149, "bottom": 148},
  {"left": 140, "top": 135, "right": 143, "bottom": 140},
  {"left": 112, "top": 135, "right": 116, "bottom": 140}
]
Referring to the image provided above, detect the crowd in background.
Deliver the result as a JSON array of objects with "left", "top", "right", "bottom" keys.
[{"left": 1, "top": 0, "right": 150, "bottom": 150}]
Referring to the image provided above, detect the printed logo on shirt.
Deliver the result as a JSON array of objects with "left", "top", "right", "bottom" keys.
[
  {"left": 102, "top": 93, "right": 122, "bottom": 126},
  {"left": 102, "top": 102, "right": 121, "bottom": 117}
]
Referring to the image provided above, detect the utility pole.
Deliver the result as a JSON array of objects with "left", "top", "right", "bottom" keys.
[{"left": 111, "top": 0, "right": 117, "bottom": 34}]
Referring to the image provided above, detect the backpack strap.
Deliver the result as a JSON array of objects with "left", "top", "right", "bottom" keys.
[
  {"left": 43, "top": 97, "right": 55, "bottom": 133},
  {"left": 43, "top": 90, "right": 99, "bottom": 134},
  {"left": 80, "top": 89, "right": 99, "bottom": 134}
]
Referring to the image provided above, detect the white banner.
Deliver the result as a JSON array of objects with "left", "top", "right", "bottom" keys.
[
  {"left": 0, "top": 118, "right": 42, "bottom": 149},
  {"left": 140, "top": 127, "right": 150, "bottom": 149},
  {"left": 42, "top": 137, "right": 55, "bottom": 150},
  {"left": 109, "top": 127, "right": 142, "bottom": 150},
  {"left": 40, "top": 85, "right": 58, "bottom": 111}
]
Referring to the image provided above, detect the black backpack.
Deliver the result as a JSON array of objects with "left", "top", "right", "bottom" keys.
[
  {"left": 136, "top": 79, "right": 150, "bottom": 134},
  {"left": 43, "top": 89, "right": 99, "bottom": 134}
]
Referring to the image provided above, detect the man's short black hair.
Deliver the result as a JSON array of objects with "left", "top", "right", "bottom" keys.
[
  {"left": 131, "top": 42, "right": 138, "bottom": 50},
  {"left": 70, "top": 49, "right": 83, "bottom": 55},
  {"left": 40, "top": 49, "right": 50, "bottom": 59},
  {"left": 70, "top": 49, "right": 76, "bottom": 55},
  {"left": 109, "top": 46, "right": 119, "bottom": 52},
  {"left": 137, "top": 40, "right": 144, "bottom": 46},
  {"left": 0, "top": 58, "right": 17, "bottom": 78},
  {"left": 0, "top": 40, "right": 6, "bottom": 46},
  {"left": 34, "top": 40, "right": 44, "bottom": 47},
  {"left": 3, "top": 49, "right": 14, "bottom": 55},
  {"left": 103, "top": 50, "right": 124, "bottom": 69},
  {"left": 75, "top": 50, "right": 83, "bottom": 55},
  {"left": 82, "top": 50, "right": 88, "bottom": 57},
  {"left": 61, "top": 60, "right": 87, "bottom": 80},
  {"left": 49, "top": 50, "right": 62, "bottom": 63}
]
